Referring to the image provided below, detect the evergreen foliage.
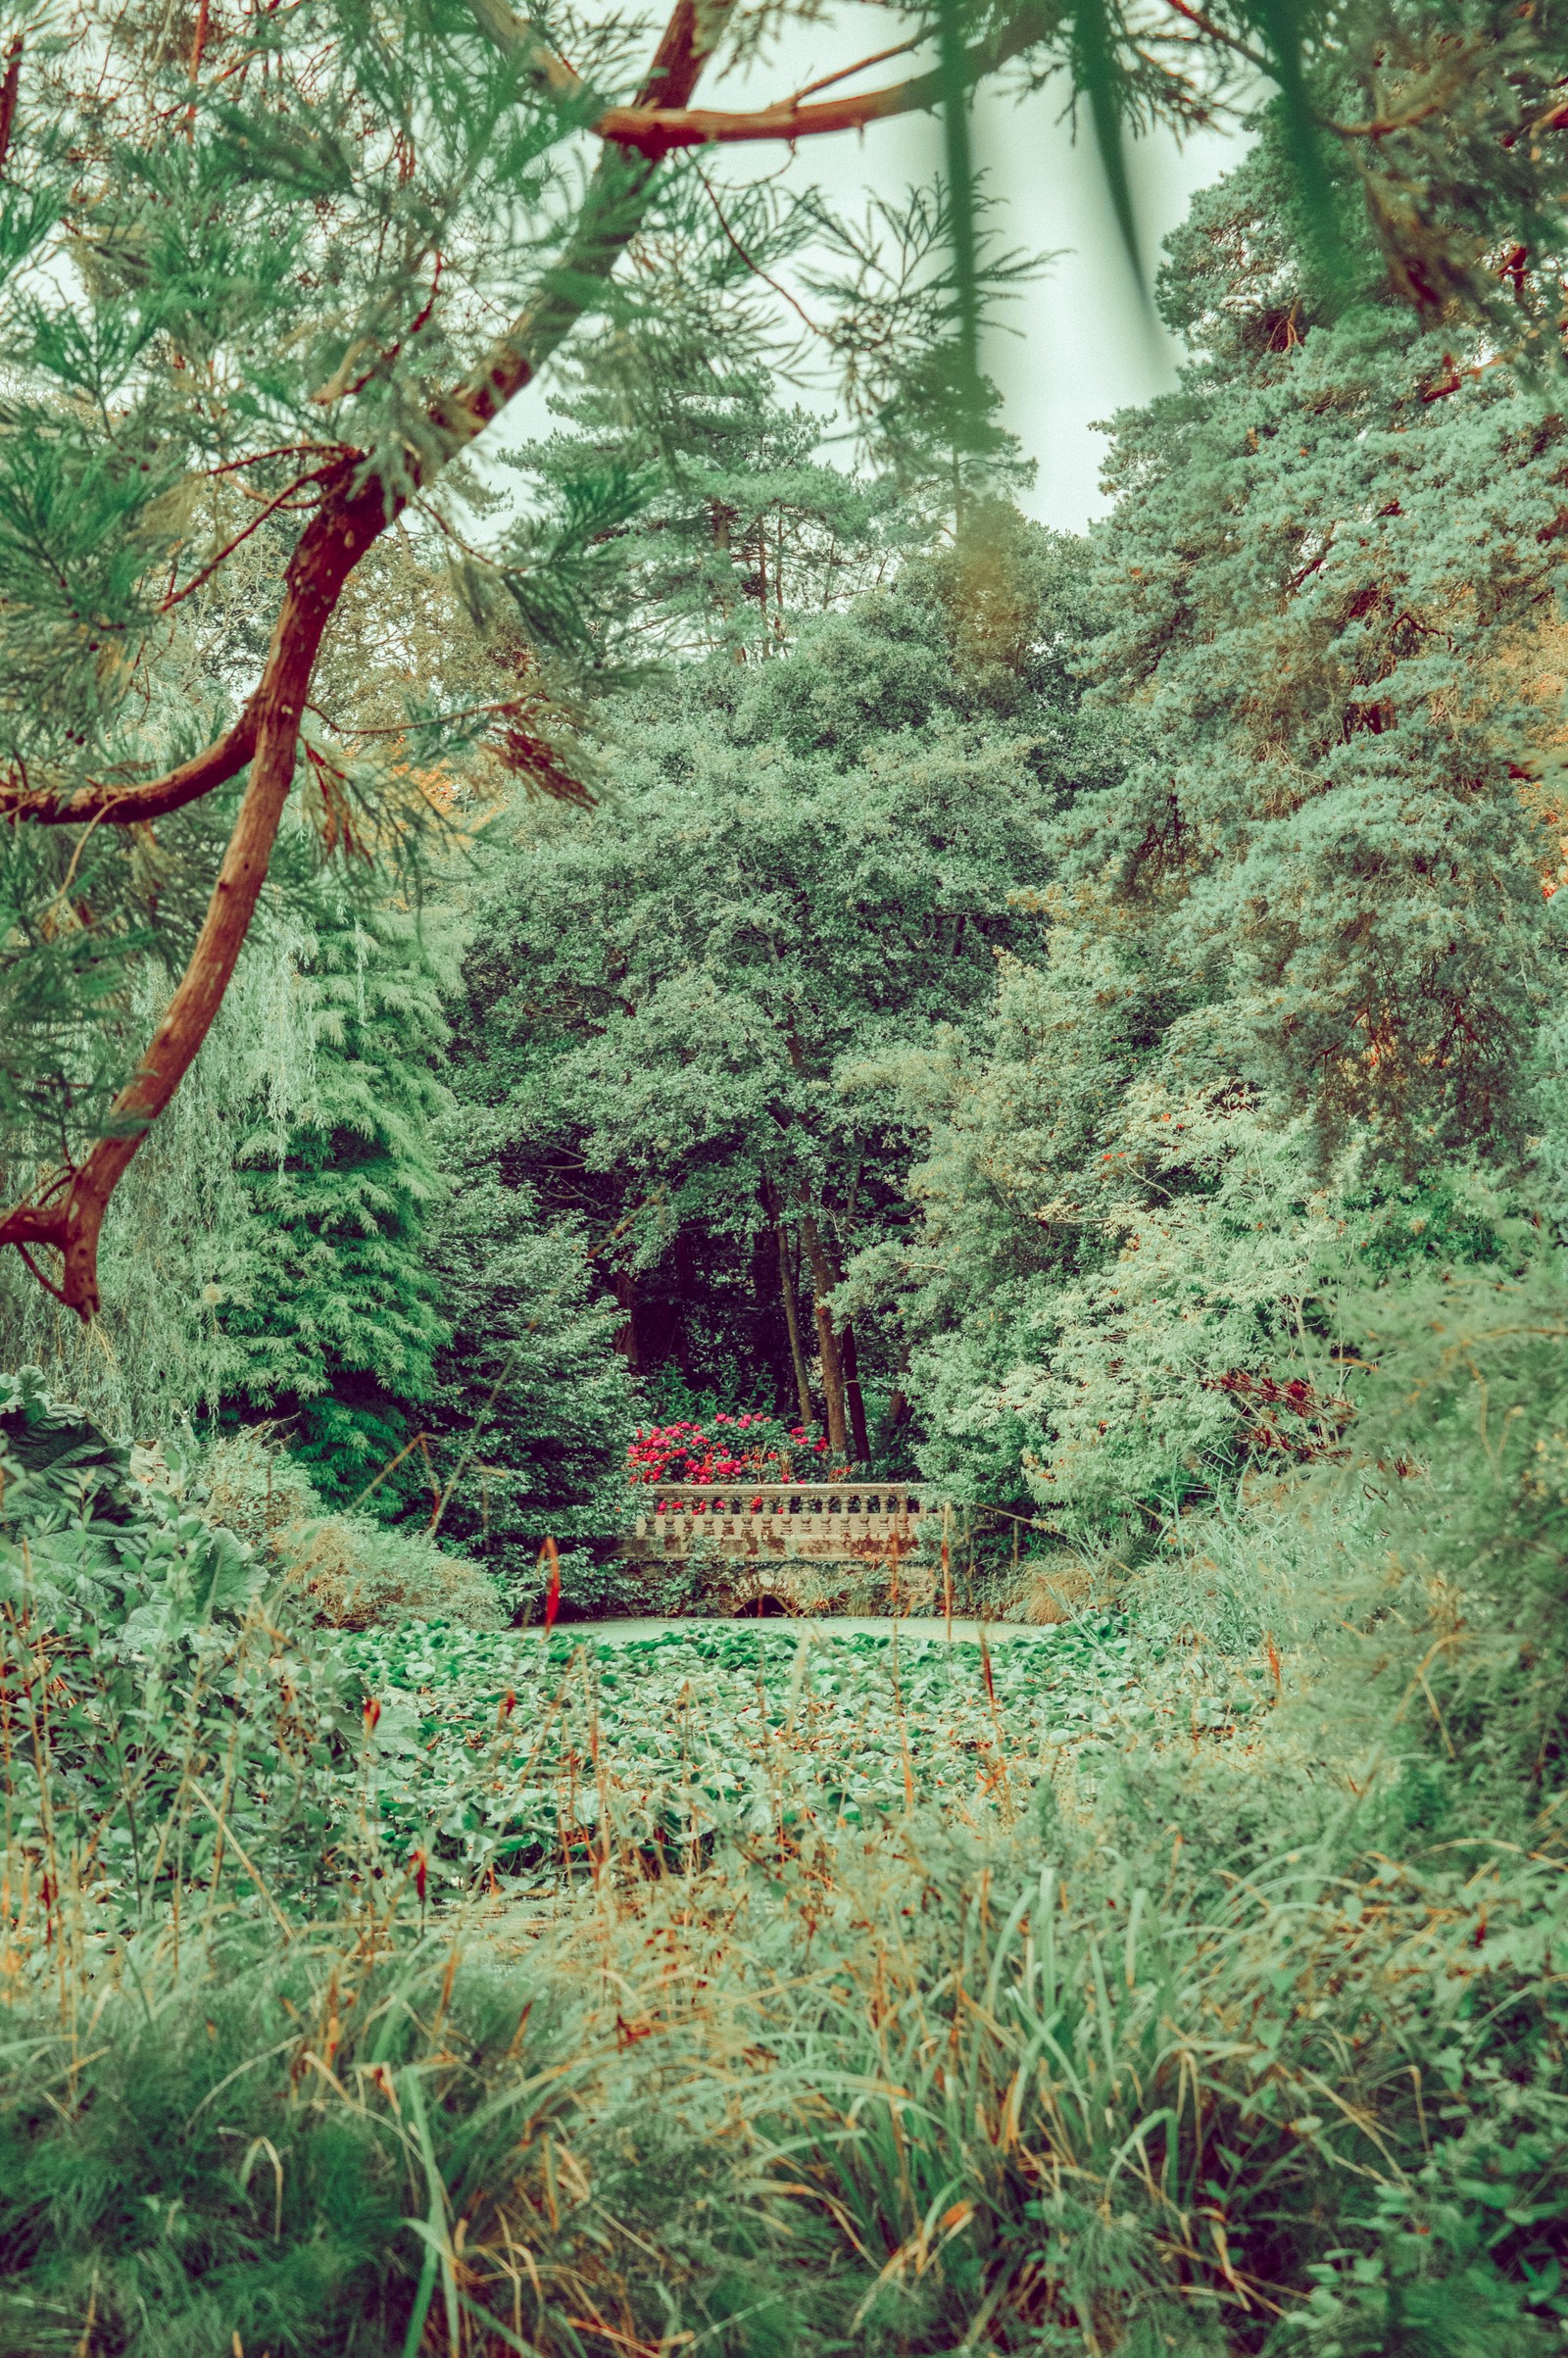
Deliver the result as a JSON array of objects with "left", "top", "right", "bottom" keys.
[
  {"left": 213, "top": 893, "right": 455, "bottom": 1503},
  {"left": 15, "top": 21, "right": 1568, "bottom": 2350},
  {"left": 9, "top": 0, "right": 1568, "bottom": 1312},
  {"left": 425, "top": 1113, "right": 636, "bottom": 1603},
  {"left": 1086, "top": 129, "right": 1564, "bottom": 1161},
  {"left": 860, "top": 118, "right": 1568, "bottom": 1532},
  {"left": 0, "top": 0, "right": 1152, "bottom": 1311},
  {"left": 0, "top": 873, "right": 633, "bottom": 1570},
  {"left": 510, "top": 349, "right": 906, "bottom": 661}
]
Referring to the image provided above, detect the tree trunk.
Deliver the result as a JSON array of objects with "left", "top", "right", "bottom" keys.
[
  {"left": 612, "top": 1267, "right": 641, "bottom": 1372},
  {"left": 837, "top": 1315, "right": 871, "bottom": 1467},
  {"left": 812, "top": 1301, "right": 850, "bottom": 1461},
  {"left": 798, "top": 1198, "right": 870, "bottom": 1465},
  {"left": 798, "top": 1204, "right": 851, "bottom": 1461},
  {"left": 773, "top": 1220, "right": 815, "bottom": 1426}
]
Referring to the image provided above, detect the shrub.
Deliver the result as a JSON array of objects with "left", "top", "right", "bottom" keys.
[
  {"left": 196, "top": 1429, "right": 504, "bottom": 1630},
  {"left": 279, "top": 1512, "right": 505, "bottom": 1631}
]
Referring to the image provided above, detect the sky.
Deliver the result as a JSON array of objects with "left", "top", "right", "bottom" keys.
[
  {"left": 949, "top": 98, "right": 1242, "bottom": 526},
  {"left": 495, "top": 10, "right": 1245, "bottom": 535},
  {"left": 707, "top": 27, "right": 1243, "bottom": 531}
]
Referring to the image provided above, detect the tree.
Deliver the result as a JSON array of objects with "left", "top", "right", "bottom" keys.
[
  {"left": 424, "top": 1110, "right": 636, "bottom": 1597},
  {"left": 865, "top": 117, "right": 1568, "bottom": 1533},
  {"left": 455, "top": 514, "right": 1112, "bottom": 1459},
  {"left": 211, "top": 892, "right": 456, "bottom": 1502},
  {"left": 0, "top": 858, "right": 456, "bottom": 1476},
  {"left": 509, "top": 347, "right": 907, "bottom": 663},
  {"left": 1079, "top": 130, "right": 1565, "bottom": 1166}
]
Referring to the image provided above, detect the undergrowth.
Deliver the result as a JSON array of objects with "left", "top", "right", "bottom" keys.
[{"left": 1, "top": 1257, "right": 1567, "bottom": 2352}]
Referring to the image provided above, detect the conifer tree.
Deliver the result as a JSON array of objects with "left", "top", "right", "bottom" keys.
[
  {"left": 4, "top": 0, "right": 1568, "bottom": 1317},
  {"left": 510, "top": 346, "right": 905, "bottom": 661},
  {"left": 870, "top": 117, "right": 1568, "bottom": 1532},
  {"left": 425, "top": 1114, "right": 635, "bottom": 1595},
  {"left": 213, "top": 894, "right": 455, "bottom": 1502},
  {"left": 1079, "top": 131, "right": 1566, "bottom": 1162}
]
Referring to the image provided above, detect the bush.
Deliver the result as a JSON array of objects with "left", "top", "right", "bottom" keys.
[
  {"left": 0, "top": 1368, "right": 268, "bottom": 1636},
  {"left": 196, "top": 1429, "right": 504, "bottom": 1630},
  {"left": 282, "top": 1510, "right": 504, "bottom": 1630}
]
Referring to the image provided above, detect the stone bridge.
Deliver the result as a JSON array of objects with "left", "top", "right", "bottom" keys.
[{"left": 623, "top": 1481, "right": 926, "bottom": 1566}]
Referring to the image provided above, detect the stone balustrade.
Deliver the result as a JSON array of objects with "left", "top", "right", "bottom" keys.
[{"left": 624, "top": 1480, "right": 925, "bottom": 1564}]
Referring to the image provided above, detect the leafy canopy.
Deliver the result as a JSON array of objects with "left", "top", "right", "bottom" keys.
[{"left": 6, "top": 0, "right": 1568, "bottom": 1312}]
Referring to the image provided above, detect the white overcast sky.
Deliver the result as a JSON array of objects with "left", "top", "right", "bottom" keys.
[{"left": 499, "top": 9, "right": 1245, "bottom": 533}]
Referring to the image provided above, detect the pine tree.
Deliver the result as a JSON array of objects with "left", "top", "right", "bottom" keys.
[
  {"left": 1081, "top": 127, "right": 1565, "bottom": 1161},
  {"left": 866, "top": 118, "right": 1568, "bottom": 1533},
  {"left": 4, "top": 0, "right": 1565, "bottom": 1316},
  {"left": 0, "top": 0, "right": 1230, "bottom": 1317},
  {"left": 509, "top": 346, "right": 906, "bottom": 662}
]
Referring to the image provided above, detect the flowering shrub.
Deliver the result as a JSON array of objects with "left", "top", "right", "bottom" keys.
[{"left": 626, "top": 1413, "right": 832, "bottom": 1497}]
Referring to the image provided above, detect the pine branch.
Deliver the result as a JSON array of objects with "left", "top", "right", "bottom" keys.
[
  {"left": 0, "top": 712, "right": 262, "bottom": 826},
  {"left": 0, "top": 0, "right": 732, "bottom": 1317},
  {"left": 593, "top": 3, "right": 1061, "bottom": 158}
]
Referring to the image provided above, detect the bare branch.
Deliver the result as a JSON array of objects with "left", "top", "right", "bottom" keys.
[
  {"left": 786, "top": 39, "right": 920, "bottom": 107},
  {"left": 696, "top": 166, "right": 824, "bottom": 337},
  {"left": 160, "top": 458, "right": 351, "bottom": 611}
]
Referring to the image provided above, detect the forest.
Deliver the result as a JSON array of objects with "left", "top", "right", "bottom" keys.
[{"left": 2, "top": 0, "right": 1568, "bottom": 2347}]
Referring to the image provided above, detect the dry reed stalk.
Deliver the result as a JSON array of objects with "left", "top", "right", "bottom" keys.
[
  {"left": 888, "top": 1616, "right": 916, "bottom": 1815},
  {"left": 977, "top": 1631, "right": 1014, "bottom": 1825}
]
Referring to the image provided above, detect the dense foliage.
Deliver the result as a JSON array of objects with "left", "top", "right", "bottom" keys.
[
  {"left": 4, "top": 1261, "right": 1568, "bottom": 2350},
  {"left": 453, "top": 514, "right": 1114, "bottom": 1459},
  {"left": 10, "top": 6, "right": 1568, "bottom": 2348},
  {"left": 845, "top": 120, "right": 1568, "bottom": 1540}
]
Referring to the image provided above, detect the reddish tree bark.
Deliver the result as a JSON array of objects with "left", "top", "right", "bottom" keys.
[
  {"left": 592, "top": 3, "right": 1056, "bottom": 159},
  {"left": 0, "top": 36, "right": 23, "bottom": 176},
  {"left": 0, "top": 0, "right": 730, "bottom": 1314}
]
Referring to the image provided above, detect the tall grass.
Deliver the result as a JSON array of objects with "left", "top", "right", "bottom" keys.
[
  {"left": 4, "top": 1255, "right": 1568, "bottom": 2351},
  {"left": 5, "top": 1780, "right": 1564, "bottom": 2353}
]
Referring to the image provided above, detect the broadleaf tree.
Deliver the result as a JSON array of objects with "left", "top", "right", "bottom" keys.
[{"left": 454, "top": 516, "right": 1123, "bottom": 1463}]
